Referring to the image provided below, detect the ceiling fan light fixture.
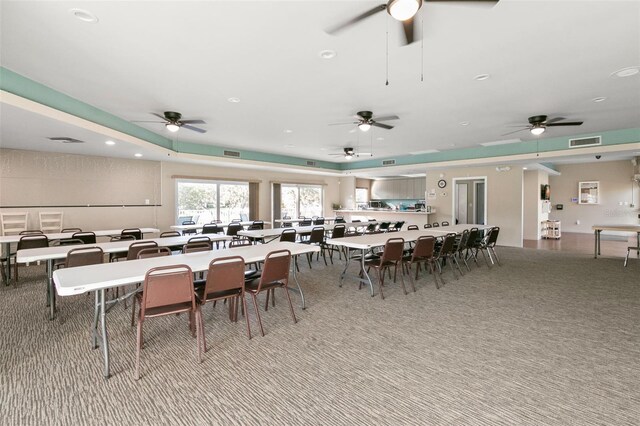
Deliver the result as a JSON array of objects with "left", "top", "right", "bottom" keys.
[
  {"left": 387, "top": 0, "right": 422, "bottom": 21},
  {"left": 165, "top": 123, "right": 180, "bottom": 133},
  {"left": 345, "top": 154, "right": 353, "bottom": 160},
  {"left": 530, "top": 125, "right": 545, "bottom": 136},
  {"left": 358, "top": 122, "right": 371, "bottom": 132}
]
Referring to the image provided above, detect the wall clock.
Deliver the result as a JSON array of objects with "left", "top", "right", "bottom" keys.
[{"left": 437, "top": 179, "right": 447, "bottom": 188}]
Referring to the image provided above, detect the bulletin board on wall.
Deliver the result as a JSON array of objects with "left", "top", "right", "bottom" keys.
[{"left": 0, "top": 150, "right": 162, "bottom": 208}]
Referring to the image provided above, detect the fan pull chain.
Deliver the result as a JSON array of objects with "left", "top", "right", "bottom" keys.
[
  {"left": 421, "top": 16, "right": 424, "bottom": 82},
  {"left": 385, "top": 14, "right": 389, "bottom": 86}
]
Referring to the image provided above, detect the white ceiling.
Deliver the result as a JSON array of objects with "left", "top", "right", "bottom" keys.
[{"left": 1, "top": 0, "right": 639, "bottom": 165}]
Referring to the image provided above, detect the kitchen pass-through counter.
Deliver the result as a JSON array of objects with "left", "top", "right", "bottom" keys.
[{"left": 334, "top": 209, "right": 436, "bottom": 228}]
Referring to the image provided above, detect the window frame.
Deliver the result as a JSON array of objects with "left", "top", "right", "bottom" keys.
[{"left": 175, "top": 178, "right": 249, "bottom": 224}]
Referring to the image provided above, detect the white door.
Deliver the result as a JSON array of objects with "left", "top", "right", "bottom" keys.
[{"left": 456, "top": 183, "right": 468, "bottom": 224}]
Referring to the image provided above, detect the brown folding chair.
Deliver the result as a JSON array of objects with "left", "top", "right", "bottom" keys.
[
  {"left": 14, "top": 234, "right": 49, "bottom": 282},
  {"left": 72, "top": 231, "right": 96, "bottom": 244},
  {"left": 137, "top": 247, "right": 172, "bottom": 259},
  {"left": 132, "top": 265, "right": 203, "bottom": 380},
  {"left": 61, "top": 228, "right": 82, "bottom": 233},
  {"left": 64, "top": 246, "right": 104, "bottom": 268},
  {"left": 121, "top": 228, "right": 143, "bottom": 240},
  {"left": 160, "top": 231, "right": 183, "bottom": 252},
  {"left": 127, "top": 241, "right": 159, "bottom": 261},
  {"left": 108, "top": 234, "right": 136, "bottom": 262},
  {"left": 196, "top": 256, "right": 250, "bottom": 343},
  {"left": 403, "top": 236, "right": 440, "bottom": 289},
  {"left": 245, "top": 249, "right": 296, "bottom": 336},
  {"left": 365, "top": 237, "right": 407, "bottom": 299}
]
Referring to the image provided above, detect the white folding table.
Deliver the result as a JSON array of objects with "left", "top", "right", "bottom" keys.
[
  {"left": 52, "top": 241, "right": 319, "bottom": 378},
  {"left": 17, "top": 234, "right": 231, "bottom": 320},
  {"left": 2, "top": 227, "right": 159, "bottom": 281},
  {"left": 170, "top": 221, "right": 272, "bottom": 233},
  {"left": 325, "top": 228, "right": 472, "bottom": 297},
  {"left": 592, "top": 224, "right": 640, "bottom": 258},
  {"left": 273, "top": 217, "right": 339, "bottom": 227},
  {"left": 238, "top": 221, "right": 375, "bottom": 243}
]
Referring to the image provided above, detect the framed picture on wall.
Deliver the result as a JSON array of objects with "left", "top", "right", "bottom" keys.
[{"left": 579, "top": 181, "right": 599, "bottom": 204}]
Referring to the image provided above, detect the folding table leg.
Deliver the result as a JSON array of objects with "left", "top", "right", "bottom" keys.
[{"left": 47, "top": 259, "right": 56, "bottom": 320}]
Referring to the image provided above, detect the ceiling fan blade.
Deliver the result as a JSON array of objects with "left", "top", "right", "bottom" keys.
[
  {"left": 329, "top": 121, "right": 359, "bottom": 126},
  {"left": 358, "top": 152, "right": 373, "bottom": 156},
  {"left": 151, "top": 113, "right": 168, "bottom": 121},
  {"left": 372, "top": 122, "right": 394, "bottom": 130},
  {"left": 427, "top": 0, "right": 499, "bottom": 6},
  {"left": 544, "top": 117, "right": 565, "bottom": 125},
  {"left": 501, "top": 128, "right": 528, "bottom": 136},
  {"left": 374, "top": 115, "right": 400, "bottom": 122},
  {"left": 181, "top": 124, "right": 207, "bottom": 133},
  {"left": 547, "top": 121, "right": 584, "bottom": 127},
  {"left": 180, "top": 119, "right": 206, "bottom": 125},
  {"left": 326, "top": 4, "right": 387, "bottom": 35},
  {"left": 131, "top": 120, "right": 165, "bottom": 123},
  {"left": 401, "top": 17, "right": 418, "bottom": 45}
]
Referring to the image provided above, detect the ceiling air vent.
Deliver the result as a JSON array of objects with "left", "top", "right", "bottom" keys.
[
  {"left": 223, "top": 150, "right": 241, "bottom": 158},
  {"left": 306, "top": 160, "right": 317, "bottom": 167},
  {"left": 382, "top": 159, "right": 396, "bottom": 166},
  {"left": 569, "top": 136, "right": 601, "bottom": 148},
  {"left": 48, "top": 137, "right": 85, "bottom": 144}
]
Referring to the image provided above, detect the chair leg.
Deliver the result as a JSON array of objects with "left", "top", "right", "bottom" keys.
[
  {"left": 265, "top": 288, "right": 270, "bottom": 311},
  {"left": 429, "top": 261, "right": 440, "bottom": 289},
  {"left": 283, "top": 286, "right": 297, "bottom": 324},
  {"left": 196, "top": 307, "right": 204, "bottom": 362},
  {"left": 134, "top": 319, "right": 143, "bottom": 380},
  {"left": 306, "top": 252, "right": 312, "bottom": 269},
  {"left": 251, "top": 293, "right": 265, "bottom": 337},
  {"left": 130, "top": 296, "right": 137, "bottom": 327},
  {"left": 490, "top": 247, "right": 501, "bottom": 266},
  {"left": 376, "top": 268, "right": 385, "bottom": 300},
  {"left": 242, "top": 294, "right": 252, "bottom": 339},
  {"left": 625, "top": 248, "right": 631, "bottom": 267}
]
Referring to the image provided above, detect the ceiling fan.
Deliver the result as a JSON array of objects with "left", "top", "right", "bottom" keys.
[
  {"left": 329, "top": 147, "right": 373, "bottom": 160},
  {"left": 326, "top": 0, "right": 499, "bottom": 45},
  {"left": 330, "top": 111, "right": 399, "bottom": 131},
  {"left": 132, "top": 111, "right": 207, "bottom": 134},
  {"left": 503, "top": 115, "right": 584, "bottom": 136}
]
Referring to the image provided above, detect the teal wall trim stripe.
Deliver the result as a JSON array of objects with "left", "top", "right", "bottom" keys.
[{"left": 2, "top": 67, "right": 639, "bottom": 172}]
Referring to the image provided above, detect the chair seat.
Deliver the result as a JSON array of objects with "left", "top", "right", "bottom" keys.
[
  {"left": 196, "top": 287, "right": 242, "bottom": 303},
  {"left": 364, "top": 258, "right": 396, "bottom": 268},
  {"left": 245, "top": 280, "right": 283, "bottom": 291},
  {"left": 144, "top": 302, "right": 193, "bottom": 318}
]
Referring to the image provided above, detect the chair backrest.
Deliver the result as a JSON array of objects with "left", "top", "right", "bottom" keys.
[
  {"left": 229, "top": 238, "right": 253, "bottom": 248},
  {"left": 391, "top": 221, "right": 404, "bottom": 231},
  {"left": 335, "top": 216, "right": 345, "bottom": 224},
  {"left": 73, "top": 231, "right": 96, "bottom": 244},
  {"left": 204, "top": 256, "right": 246, "bottom": 295},
  {"left": 486, "top": 227, "right": 500, "bottom": 247},
  {"left": 127, "top": 241, "right": 158, "bottom": 260},
  {"left": 365, "top": 223, "right": 378, "bottom": 234},
  {"left": 282, "top": 216, "right": 293, "bottom": 227},
  {"left": 122, "top": 228, "right": 143, "bottom": 240},
  {"left": 412, "top": 236, "right": 435, "bottom": 261},
  {"left": 431, "top": 222, "right": 440, "bottom": 227},
  {"left": 188, "top": 236, "right": 212, "bottom": 249},
  {"left": 201, "top": 223, "right": 222, "bottom": 235},
  {"left": 226, "top": 223, "right": 243, "bottom": 237},
  {"left": 331, "top": 224, "right": 346, "bottom": 239},
  {"left": 381, "top": 238, "right": 405, "bottom": 263},
  {"left": 65, "top": 246, "right": 104, "bottom": 268},
  {"left": 17, "top": 234, "right": 49, "bottom": 250},
  {"left": 457, "top": 229, "right": 470, "bottom": 253},
  {"left": 309, "top": 227, "right": 325, "bottom": 244},
  {"left": 141, "top": 265, "right": 195, "bottom": 314},
  {"left": 441, "top": 221, "right": 450, "bottom": 226},
  {"left": 466, "top": 227, "right": 480, "bottom": 250},
  {"left": 378, "top": 222, "right": 390, "bottom": 231},
  {"left": 300, "top": 219, "right": 312, "bottom": 227},
  {"left": 62, "top": 228, "right": 82, "bottom": 233},
  {"left": 280, "top": 228, "right": 297, "bottom": 243},
  {"left": 111, "top": 235, "right": 136, "bottom": 242},
  {"left": 439, "top": 233, "right": 457, "bottom": 255},
  {"left": 20, "top": 230, "right": 44, "bottom": 235},
  {"left": 407, "top": 225, "right": 419, "bottom": 230},
  {"left": 137, "top": 247, "right": 172, "bottom": 259},
  {"left": 424, "top": 223, "right": 432, "bottom": 229},
  {"left": 182, "top": 242, "right": 211, "bottom": 253},
  {"left": 182, "top": 220, "right": 196, "bottom": 226},
  {"left": 251, "top": 220, "right": 264, "bottom": 230},
  {"left": 240, "top": 213, "right": 249, "bottom": 222},
  {"left": 256, "top": 250, "right": 291, "bottom": 292},
  {"left": 313, "top": 217, "right": 325, "bottom": 225},
  {"left": 160, "top": 231, "right": 181, "bottom": 238}
]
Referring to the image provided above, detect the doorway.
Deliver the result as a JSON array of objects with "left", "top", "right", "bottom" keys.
[{"left": 452, "top": 177, "right": 487, "bottom": 225}]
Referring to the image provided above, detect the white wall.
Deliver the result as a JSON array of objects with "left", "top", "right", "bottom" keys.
[
  {"left": 523, "top": 170, "right": 549, "bottom": 240},
  {"left": 549, "top": 160, "right": 639, "bottom": 233}
]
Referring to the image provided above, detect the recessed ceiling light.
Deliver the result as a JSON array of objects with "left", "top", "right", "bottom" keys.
[
  {"left": 284, "top": 144, "right": 295, "bottom": 148},
  {"left": 69, "top": 8, "right": 98, "bottom": 23},
  {"left": 479, "top": 138, "right": 522, "bottom": 147},
  {"left": 409, "top": 149, "right": 440, "bottom": 155},
  {"left": 592, "top": 97, "right": 607, "bottom": 103},
  {"left": 227, "top": 97, "right": 240, "bottom": 103},
  {"left": 319, "top": 50, "right": 337, "bottom": 59},
  {"left": 320, "top": 147, "right": 328, "bottom": 151},
  {"left": 284, "top": 129, "right": 293, "bottom": 134},
  {"left": 611, "top": 66, "right": 639, "bottom": 78},
  {"left": 473, "top": 74, "right": 490, "bottom": 81},
  {"left": 105, "top": 140, "right": 116, "bottom": 146},
  {"left": 522, "top": 167, "right": 528, "bottom": 170},
  {"left": 376, "top": 137, "right": 385, "bottom": 141},
  {"left": 134, "top": 153, "right": 143, "bottom": 158},
  {"left": 348, "top": 129, "right": 357, "bottom": 134},
  {"left": 459, "top": 121, "right": 470, "bottom": 126}
]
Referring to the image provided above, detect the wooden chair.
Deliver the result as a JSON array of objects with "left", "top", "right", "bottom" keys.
[{"left": 132, "top": 265, "right": 203, "bottom": 380}]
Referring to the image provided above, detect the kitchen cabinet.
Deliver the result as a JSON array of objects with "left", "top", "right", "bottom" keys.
[{"left": 371, "top": 178, "right": 426, "bottom": 200}]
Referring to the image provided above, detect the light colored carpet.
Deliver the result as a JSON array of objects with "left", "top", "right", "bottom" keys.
[{"left": 1, "top": 248, "right": 638, "bottom": 425}]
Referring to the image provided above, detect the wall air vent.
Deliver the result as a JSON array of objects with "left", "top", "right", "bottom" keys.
[
  {"left": 569, "top": 136, "right": 601, "bottom": 148},
  {"left": 48, "top": 137, "right": 85, "bottom": 144},
  {"left": 382, "top": 159, "right": 396, "bottom": 166},
  {"left": 306, "top": 160, "right": 317, "bottom": 167},
  {"left": 223, "top": 150, "right": 241, "bottom": 158}
]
